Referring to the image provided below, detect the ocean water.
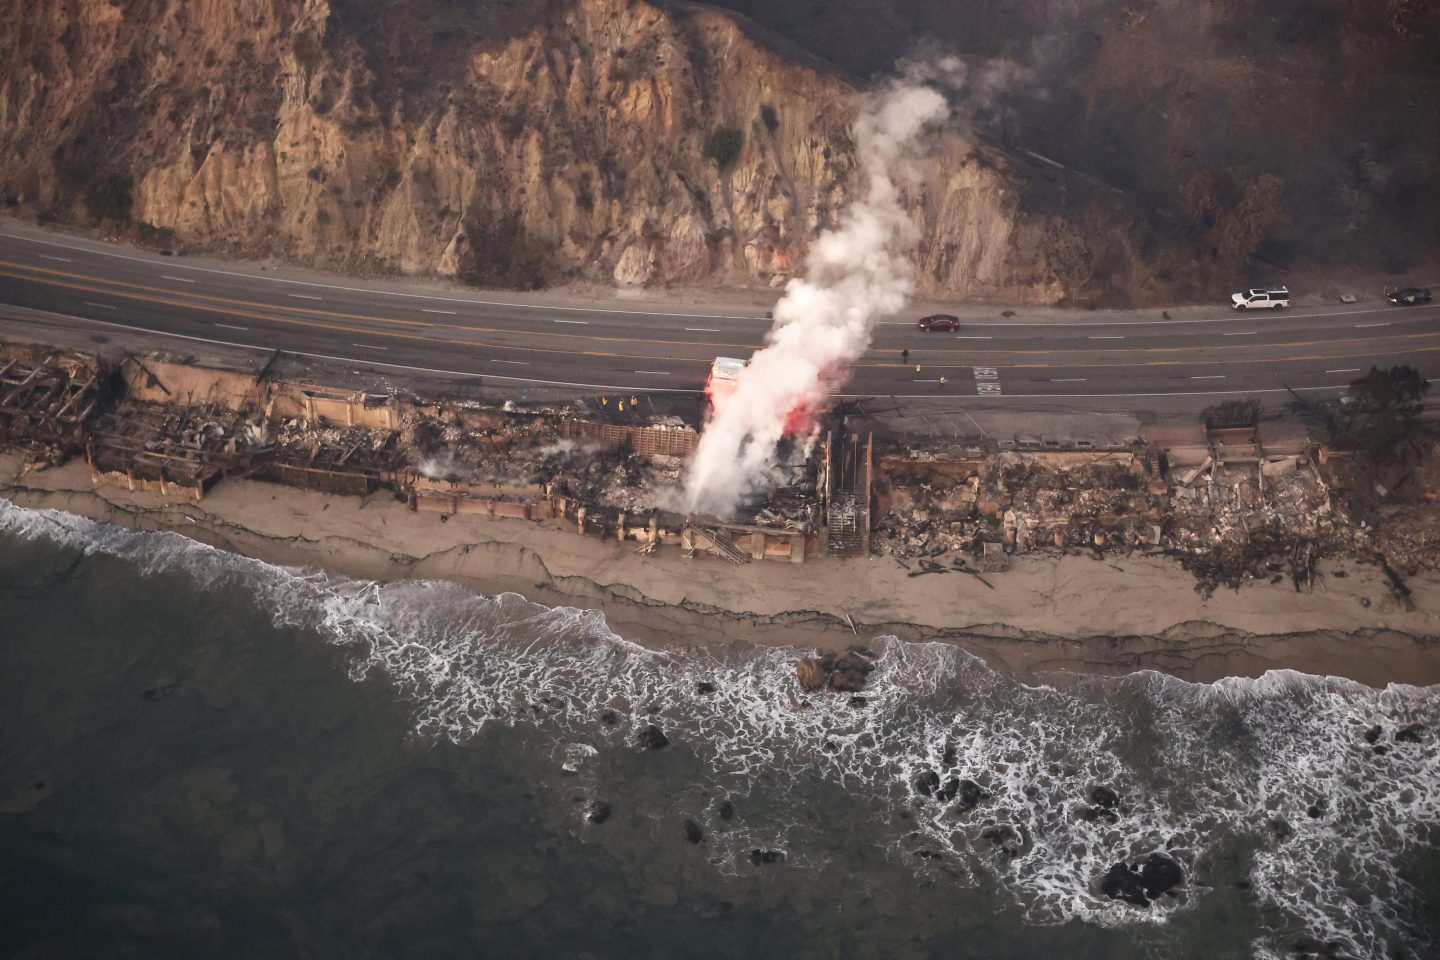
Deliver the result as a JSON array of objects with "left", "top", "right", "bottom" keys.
[{"left": 0, "top": 500, "right": 1437, "bottom": 959}]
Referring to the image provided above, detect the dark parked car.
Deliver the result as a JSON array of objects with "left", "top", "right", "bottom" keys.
[
  {"left": 916, "top": 314, "right": 960, "bottom": 331},
  {"left": 1386, "top": 287, "right": 1432, "bottom": 306}
]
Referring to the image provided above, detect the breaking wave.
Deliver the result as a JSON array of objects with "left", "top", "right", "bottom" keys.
[{"left": 2, "top": 499, "right": 1437, "bottom": 958}]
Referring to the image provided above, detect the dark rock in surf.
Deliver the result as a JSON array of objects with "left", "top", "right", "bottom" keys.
[
  {"left": 827, "top": 651, "right": 875, "bottom": 692},
  {"left": 636, "top": 725, "right": 669, "bottom": 750},
  {"left": 1088, "top": 785, "right": 1120, "bottom": 809},
  {"left": 795, "top": 650, "right": 875, "bottom": 693},
  {"left": 717, "top": 799, "right": 735, "bottom": 820},
  {"left": 748, "top": 849, "right": 784, "bottom": 865},
  {"left": 1268, "top": 818, "right": 1294, "bottom": 841},
  {"left": 1362, "top": 724, "right": 1383, "bottom": 744},
  {"left": 1139, "top": 853, "right": 1184, "bottom": 898},
  {"left": 913, "top": 770, "right": 941, "bottom": 797},
  {"left": 684, "top": 819, "right": 704, "bottom": 844},
  {"left": 981, "top": 824, "right": 1022, "bottom": 855},
  {"left": 696, "top": 681, "right": 715, "bottom": 694},
  {"left": 600, "top": 710, "right": 618, "bottom": 725},
  {"left": 585, "top": 800, "right": 611, "bottom": 824},
  {"left": 848, "top": 696, "right": 867, "bottom": 707},
  {"left": 937, "top": 777, "right": 959, "bottom": 802},
  {"left": 1100, "top": 862, "right": 1151, "bottom": 907},
  {"left": 957, "top": 779, "right": 987, "bottom": 810},
  {"left": 1075, "top": 805, "right": 1118, "bottom": 824},
  {"left": 1396, "top": 723, "right": 1424, "bottom": 743},
  {"left": 795, "top": 658, "right": 827, "bottom": 692}
]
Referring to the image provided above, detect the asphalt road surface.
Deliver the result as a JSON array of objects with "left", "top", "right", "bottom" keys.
[{"left": 1, "top": 221, "right": 1436, "bottom": 407}]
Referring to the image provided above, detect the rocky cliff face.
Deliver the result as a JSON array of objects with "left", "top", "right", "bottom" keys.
[{"left": 0, "top": 0, "right": 1172, "bottom": 303}]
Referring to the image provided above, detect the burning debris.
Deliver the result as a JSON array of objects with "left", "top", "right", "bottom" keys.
[{"left": 683, "top": 65, "right": 955, "bottom": 517}]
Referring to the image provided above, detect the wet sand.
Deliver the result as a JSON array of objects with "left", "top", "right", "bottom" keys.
[{"left": 3, "top": 452, "right": 1437, "bottom": 687}]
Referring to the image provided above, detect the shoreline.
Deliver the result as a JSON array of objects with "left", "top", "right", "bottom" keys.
[{"left": 4, "top": 453, "right": 1437, "bottom": 688}]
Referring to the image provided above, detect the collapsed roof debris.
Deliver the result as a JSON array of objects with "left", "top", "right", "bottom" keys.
[{"left": 1, "top": 341, "right": 1435, "bottom": 591}]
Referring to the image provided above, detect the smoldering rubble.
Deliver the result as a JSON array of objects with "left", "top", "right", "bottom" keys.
[{"left": 2, "top": 343, "right": 1436, "bottom": 601}]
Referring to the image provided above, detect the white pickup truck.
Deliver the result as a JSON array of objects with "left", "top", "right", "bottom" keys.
[{"left": 1231, "top": 286, "right": 1290, "bottom": 310}]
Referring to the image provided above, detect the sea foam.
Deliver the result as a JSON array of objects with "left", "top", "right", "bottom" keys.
[{"left": 2, "top": 499, "right": 1436, "bottom": 958}]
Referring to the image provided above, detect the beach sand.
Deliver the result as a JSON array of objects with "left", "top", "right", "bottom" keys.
[{"left": 3, "top": 452, "right": 1436, "bottom": 687}]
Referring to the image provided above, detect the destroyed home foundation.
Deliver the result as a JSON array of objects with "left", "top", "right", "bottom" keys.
[{"left": 0, "top": 338, "right": 1436, "bottom": 593}]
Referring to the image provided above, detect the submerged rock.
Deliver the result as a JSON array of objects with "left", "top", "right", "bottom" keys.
[
  {"left": 981, "top": 824, "right": 1023, "bottom": 856},
  {"left": 585, "top": 800, "right": 611, "bottom": 825},
  {"left": 1088, "top": 785, "right": 1120, "bottom": 809},
  {"left": 957, "top": 779, "right": 987, "bottom": 810},
  {"left": 1363, "top": 724, "right": 1383, "bottom": 744},
  {"left": 937, "top": 777, "right": 959, "bottom": 802},
  {"left": 695, "top": 681, "right": 716, "bottom": 695},
  {"left": 913, "top": 770, "right": 941, "bottom": 797},
  {"left": 1075, "top": 805, "right": 1119, "bottom": 824},
  {"left": 1139, "top": 853, "right": 1184, "bottom": 898},
  {"left": 1396, "top": 723, "right": 1424, "bottom": 743},
  {"left": 636, "top": 725, "right": 670, "bottom": 750},
  {"left": 684, "top": 819, "right": 704, "bottom": 844},
  {"left": 717, "top": 800, "right": 735, "bottom": 820},
  {"left": 748, "top": 849, "right": 785, "bottom": 865},
  {"left": 827, "top": 651, "right": 875, "bottom": 692},
  {"left": 1100, "top": 862, "right": 1150, "bottom": 907}
]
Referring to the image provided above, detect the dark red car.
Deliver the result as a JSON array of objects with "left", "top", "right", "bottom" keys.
[{"left": 917, "top": 314, "right": 960, "bottom": 332}]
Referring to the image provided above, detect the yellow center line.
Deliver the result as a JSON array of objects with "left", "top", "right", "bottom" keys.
[
  {"left": 3, "top": 260, "right": 1438, "bottom": 370},
  {"left": 0, "top": 260, "right": 761, "bottom": 353}
]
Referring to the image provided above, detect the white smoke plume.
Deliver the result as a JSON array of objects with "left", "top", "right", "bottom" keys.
[{"left": 682, "top": 64, "right": 956, "bottom": 517}]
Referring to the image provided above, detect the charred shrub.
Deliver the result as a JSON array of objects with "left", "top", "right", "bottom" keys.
[
  {"left": 704, "top": 127, "right": 744, "bottom": 171},
  {"left": 83, "top": 173, "right": 133, "bottom": 224},
  {"left": 1342, "top": 366, "right": 1430, "bottom": 464},
  {"left": 293, "top": 29, "right": 324, "bottom": 84},
  {"left": 456, "top": 215, "right": 558, "bottom": 291}
]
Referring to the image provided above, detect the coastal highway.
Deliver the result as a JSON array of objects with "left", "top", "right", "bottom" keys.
[{"left": 0, "top": 223, "right": 1437, "bottom": 405}]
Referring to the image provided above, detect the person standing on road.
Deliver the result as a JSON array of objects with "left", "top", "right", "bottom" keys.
[
  {"left": 938, "top": 376, "right": 947, "bottom": 388},
  {"left": 902, "top": 348, "right": 910, "bottom": 364},
  {"left": 914, "top": 364, "right": 922, "bottom": 378}
]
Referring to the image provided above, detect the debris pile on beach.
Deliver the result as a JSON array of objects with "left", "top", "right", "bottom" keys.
[
  {"left": 873, "top": 450, "right": 1163, "bottom": 562},
  {"left": 873, "top": 431, "right": 1440, "bottom": 596}
]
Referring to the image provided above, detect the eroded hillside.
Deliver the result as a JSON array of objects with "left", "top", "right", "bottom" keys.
[{"left": 2, "top": 0, "right": 1434, "bottom": 303}]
